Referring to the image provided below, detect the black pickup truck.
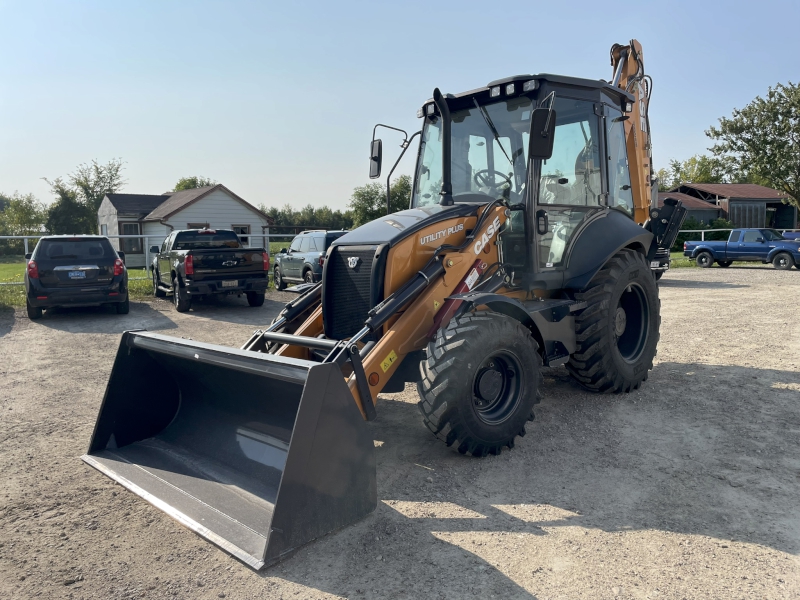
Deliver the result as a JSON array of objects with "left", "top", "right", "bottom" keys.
[{"left": 150, "top": 229, "right": 269, "bottom": 312}]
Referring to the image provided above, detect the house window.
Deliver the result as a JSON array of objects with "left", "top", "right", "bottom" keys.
[
  {"left": 187, "top": 222, "right": 209, "bottom": 229},
  {"left": 119, "top": 222, "right": 142, "bottom": 254},
  {"left": 100, "top": 224, "right": 108, "bottom": 236},
  {"left": 232, "top": 225, "right": 250, "bottom": 246}
]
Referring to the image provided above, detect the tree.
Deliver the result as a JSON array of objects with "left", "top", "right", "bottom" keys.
[
  {"left": 68, "top": 158, "right": 126, "bottom": 213},
  {"left": 45, "top": 179, "right": 94, "bottom": 234},
  {"left": 707, "top": 82, "right": 800, "bottom": 207},
  {"left": 0, "top": 192, "right": 47, "bottom": 254},
  {"left": 348, "top": 174, "right": 412, "bottom": 227},
  {"left": 173, "top": 176, "right": 217, "bottom": 192}
]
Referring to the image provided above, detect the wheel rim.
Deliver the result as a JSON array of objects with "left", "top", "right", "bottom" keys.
[
  {"left": 275, "top": 269, "right": 281, "bottom": 286},
  {"left": 699, "top": 255, "right": 709, "bottom": 266},
  {"left": 778, "top": 256, "right": 788, "bottom": 267},
  {"left": 305, "top": 271, "right": 313, "bottom": 283},
  {"left": 471, "top": 351, "right": 523, "bottom": 425},
  {"left": 615, "top": 283, "right": 649, "bottom": 363},
  {"left": 173, "top": 280, "right": 179, "bottom": 306}
]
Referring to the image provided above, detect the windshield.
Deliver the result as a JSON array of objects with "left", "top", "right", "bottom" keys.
[
  {"left": 173, "top": 231, "right": 242, "bottom": 250},
  {"left": 412, "top": 96, "right": 532, "bottom": 207},
  {"left": 762, "top": 229, "right": 786, "bottom": 241}
]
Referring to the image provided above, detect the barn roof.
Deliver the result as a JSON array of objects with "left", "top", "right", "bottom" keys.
[{"left": 674, "top": 183, "right": 789, "bottom": 200}]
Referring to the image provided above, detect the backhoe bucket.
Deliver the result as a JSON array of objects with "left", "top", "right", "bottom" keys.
[{"left": 82, "top": 331, "right": 377, "bottom": 569}]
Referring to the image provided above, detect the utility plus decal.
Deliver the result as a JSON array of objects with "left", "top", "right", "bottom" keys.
[
  {"left": 473, "top": 217, "right": 502, "bottom": 254},
  {"left": 420, "top": 223, "right": 464, "bottom": 245}
]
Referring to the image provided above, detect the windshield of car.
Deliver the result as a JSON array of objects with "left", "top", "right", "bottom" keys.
[
  {"left": 412, "top": 96, "right": 532, "bottom": 207},
  {"left": 37, "top": 238, "right": 114, "bottom": 261},
  {"left": 762, "top": 229, "right": 786, "bottom": 241},
  {"left": 173, "top": 230, "right": 242, "bottom": 250}
]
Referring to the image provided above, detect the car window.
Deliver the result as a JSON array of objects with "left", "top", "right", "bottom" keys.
[
  {"left": 307, "top": 236, "right": 319, "bottom": 252},
  {"left": 289, "top": 237, "right": 302, "bottom": 252},
  {"left": 37, "top": 239, "right": 114, "bottom": 261},
  {"left": 299, "top": 236, "right": 310, "bottom": 252},
  {"left": 763, "top": 229, "right": 785, "bottom": 241},
  {"left": 729, "top": 230, "right": 741, "bottom": 243},
  {"left": 742, "top": 231, "right": 761, "bottom": 243},
  {"left": 325, "top": 232, "right": 347, "bottom": 249},
  {"left": 173, "top": 230, "right": 241, "bottom": 250}
]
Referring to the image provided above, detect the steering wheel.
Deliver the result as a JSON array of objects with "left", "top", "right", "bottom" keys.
[{"left": 473, "top": 169, "right": 513, "bottom": 193}]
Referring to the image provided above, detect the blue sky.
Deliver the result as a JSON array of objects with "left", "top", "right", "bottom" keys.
[{"left": 1, "top": 0, "right": 798, "bottom": 210}]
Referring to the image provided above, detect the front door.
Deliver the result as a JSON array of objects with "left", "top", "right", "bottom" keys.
[
  {"left": 737, "top": 229, "right": 766, "bottom": 260},
  {"left": 534, "top": 97, "right": 605, "bottom": 271},
  {"left": 158, "top": 233, "right": 174, "bottom": 284}
]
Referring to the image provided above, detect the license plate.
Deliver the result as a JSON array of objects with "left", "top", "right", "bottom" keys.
[
  {"left": 650, "top": 261, "right": 661, "bottom": 268},
  {"left": 221, "top": 280, "right": 238, "bottom": 288},
  {"left": 68, "top": 271, "right": 86, "bottom": 279}
]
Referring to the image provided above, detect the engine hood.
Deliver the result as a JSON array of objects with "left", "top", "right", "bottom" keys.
[{"left": 332, "top": 203, "right": 478, "bottom": 248}]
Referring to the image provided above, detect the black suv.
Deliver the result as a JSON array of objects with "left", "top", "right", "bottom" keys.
[
  {"left": 24, "top": 236, "right": 129, "bottom": 319},
  {"left": 273, "top": 230, "right": 347, "bottom": 289}
]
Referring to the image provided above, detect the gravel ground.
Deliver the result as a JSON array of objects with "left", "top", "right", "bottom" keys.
[{"left": 1, "top": 267, "right": 799, "bottom": 599}]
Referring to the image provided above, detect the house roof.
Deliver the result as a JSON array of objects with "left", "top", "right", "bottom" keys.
[
  {"left": 675, "top": 183, "right": 789, "bottom": 199},
  {"left": 142, "top": 184, "right": 273, "bottom": 224},
  {"left": 657, "top": 192, "right": 721, "bottom": 211},
  {"left": 105, "top": 193, "right": 170, "bottom": 215}
]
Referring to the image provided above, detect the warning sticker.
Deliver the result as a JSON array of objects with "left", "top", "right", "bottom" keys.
[
  {"left": 465, "top": 269, "right": 479, "bottom": 290},
  {"left": 381, "top": 350, "right": 398, "bottom": 373}
]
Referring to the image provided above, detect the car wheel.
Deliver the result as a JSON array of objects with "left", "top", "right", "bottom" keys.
[
  {"left": 695, "top": 252, "right": 713, "bottom": 268},
  {"left": 772, "top": 252, "right": 794, "bottom": 270},
  {"left": 153, "top": 271, "right": 166, "bottom": 297},
  {"left": 172, "top": 275, "right": 191, "bottom": 312},
  {"left": 116, "top": 296, "right": 130, "bottom": 314},
  {"left": 26, "top": 300, "right": 42, "bottom": 320},
  {"left": 717, "top": 260, "right": 732, "bottom": 268},
  {"left": 304, "top": 269, "right": 314, "bottom": 284},
  {"left": 246, "top": 291, "right": 265, "bottom": 307},
  {"left": 274, "top": 267, "right": 286, "bottom": 290}
]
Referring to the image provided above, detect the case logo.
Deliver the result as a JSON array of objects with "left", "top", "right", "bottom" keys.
[
  {"left": 473, "top": 217, "right": 502, "bottom": 254},
  {"left": 347, "top": 256, "right": 361, "bottom": 269}
]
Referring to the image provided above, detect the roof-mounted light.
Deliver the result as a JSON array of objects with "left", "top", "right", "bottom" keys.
[
  {"left": 505, "top": 83, "right": 515, "bottom": 95},
  {"left": 417, "top": 107, "right": 424, "bottom": 118},
  {"left": 522, "top": 80, "right": 538, "bottom": 92},
  {"left": 490, "top": 86, "right": 500, "bottom": 98},
  {"left": 426, "top": 104, "right": 435, "bottom": 115}
]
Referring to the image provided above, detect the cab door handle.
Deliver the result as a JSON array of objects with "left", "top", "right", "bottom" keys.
[{"left": 536, "top": 210, "right": 549, "bottom": 235}]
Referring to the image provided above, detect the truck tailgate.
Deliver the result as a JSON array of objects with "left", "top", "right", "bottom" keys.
[{"left": 190, "top": 249, "right": 266, "bottom": 279}]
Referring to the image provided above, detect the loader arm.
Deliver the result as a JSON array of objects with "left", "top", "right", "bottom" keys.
[{"left": 610, "top": 39, "right": 653, "bottom": 225}]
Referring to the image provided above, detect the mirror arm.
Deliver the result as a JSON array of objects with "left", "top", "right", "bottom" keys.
[{"left": 384, "top": 130, "right": 421, "bottom": 215}]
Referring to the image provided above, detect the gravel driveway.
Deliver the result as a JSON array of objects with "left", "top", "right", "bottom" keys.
[{"left": 1, "top": 268, "right": 799, "bottom": 599}]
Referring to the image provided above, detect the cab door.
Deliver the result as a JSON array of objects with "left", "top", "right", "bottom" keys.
[
  {"left": 158, "top": 233, "right": 174, "bottom": 284},
  {"left": 534, "top": 98, "right": 605, "bottom": 272}
]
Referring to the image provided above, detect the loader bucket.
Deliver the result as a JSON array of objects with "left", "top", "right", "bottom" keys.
[{"left": 82, "top": 331, "right": 377, "bottom": 569}]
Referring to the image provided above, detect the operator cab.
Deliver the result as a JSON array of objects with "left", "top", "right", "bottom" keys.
[{"left": 411, "top": 74, "right": 637, "bottom": 286}]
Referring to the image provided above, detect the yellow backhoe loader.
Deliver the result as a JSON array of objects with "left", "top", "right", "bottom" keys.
[{"left": 82, "top": 40, "right": 686, "bottom": 569}]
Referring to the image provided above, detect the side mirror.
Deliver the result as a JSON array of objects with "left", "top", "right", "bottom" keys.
[
  {"left": 756, "top": 237, "right": 764, "bottom": 243},
  {"left": 25, "top": 253, "right": 32, "bottom": 260},
  {"left": 149, "top": 245, "right": 160, "bottom": 254},
  {"left": 117, "top": 251, "right": 126, "bottom": 264},
  {"left": 369, "top": 139, "right": 382, "bottom": 179},
  {"left": 528, "top": 108, "right": 557, "bottom": 160},
  {"left": 280, "top": 247, "right": 288, "bottom": 254}
]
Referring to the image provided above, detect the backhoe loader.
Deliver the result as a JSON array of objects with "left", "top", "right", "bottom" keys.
[{"left": 83, "top": 40, "right": 685, "bottom": 569}]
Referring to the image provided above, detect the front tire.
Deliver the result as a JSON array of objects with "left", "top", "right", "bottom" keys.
[
  {"left": 417, "top": 312, "right": 541, "bottom": 457},
  {"left": 172, "top": 275, "right": 191, "bottom": 312},
  {"left": 567, "top": 249, "right": 660, "bottom": 393},
  {"left": 696, "top": 252, "right": 713, "bottom": 268},
  {"left": 717, "top": 260, "right": 732, "bottom": 268},
  {"left": 274, "top": 267, "right": 286, "bottom": 290},
  {"left": 773, "top": 252, "right": 794, "bottom": 270}
]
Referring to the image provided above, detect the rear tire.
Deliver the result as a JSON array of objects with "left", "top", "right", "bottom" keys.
[
  {"left": 116, "top": 296, "right": 130, "bottom": 314},
  {"left": 417, "top": 312, "right": 541, "bottom": 457},
  {"left": 303, "top": 269, "right": 314, "bottom": 284},
  {"left": 772, "top": 252, "right": 794, "bottom": 270},
  {"left": 717, "top": 260, "right": 732, "bottom": 267},
  {"left": 696, "top": 252, "right": 713, "bottom": 268},
  {"left": 153, "top": 271, "right": 166, "bottom": 297},
  {"left": 274, "top": 267, "right": 286, "bottom": 290},
  {"left": 172, "top": 275, "right": 191, "bottom": 312},
  {"left": 246, "top": 291, "right": 265, "bottom": 307},
  {"left": 566, "top": 249, "right": 660, "bottom": 393},
  {"left": 26, "top": 300, "right": 42, "bottom": 320}
]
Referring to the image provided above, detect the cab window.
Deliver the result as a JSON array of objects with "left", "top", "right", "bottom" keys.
[{"left": 289, "top": 237, "right": 303, "bottom": 252}]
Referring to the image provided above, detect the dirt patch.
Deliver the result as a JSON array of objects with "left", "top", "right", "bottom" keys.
[{"left": 1, "top": 270, "right": 799, "bottom": 599}]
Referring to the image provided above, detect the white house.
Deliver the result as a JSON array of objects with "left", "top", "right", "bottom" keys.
[{"left": 97, "top": 184, "right": 273, "bottom": 268}]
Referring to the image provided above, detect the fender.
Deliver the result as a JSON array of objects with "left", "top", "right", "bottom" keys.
[
  {"left": 447, "top": 291, "right": 585, "bottom": 367},
  {"left": 562, "top": 209, "right": 653, "bottom": 291},
  {"left": 687, "top": 244, "right": 719, "bottom": 259}
]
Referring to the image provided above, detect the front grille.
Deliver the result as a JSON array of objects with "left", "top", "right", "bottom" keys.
[
  {"left": 323, "top": 245, "right": 381, "bottom": 340},
  {"left": 655, "top": 247, "right": 670, "bottom": 258}
]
